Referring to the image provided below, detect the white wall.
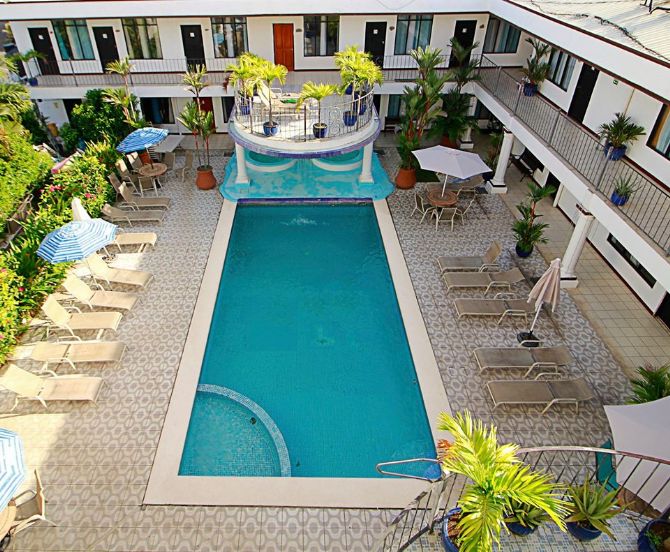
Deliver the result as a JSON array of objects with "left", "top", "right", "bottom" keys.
[
  {"left": 34, "top": 98, "right": 69, "bottom": 127},
  {"left": 538, "top": 59, "right": 581, "bottom": 112}
]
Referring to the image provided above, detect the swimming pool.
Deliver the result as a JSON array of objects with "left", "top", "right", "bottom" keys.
[{"left": 178, "top": 203, "right": 435, "bottom": 478}]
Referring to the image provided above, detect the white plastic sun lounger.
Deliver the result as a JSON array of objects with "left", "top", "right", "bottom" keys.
[
  {"left": 0, "top": 364, "right": 103, "bottom": 410},
  {"left": 454, "top": 297, "right": 535, "bottom": 324},
  {"left": 10, "top": 340, "right": 127, "bottom": 371},
  {"left": 41, "top": 296, "right": 123, "bottom": 339},
  {"left": 436, "top": 241, "right": 502, "bottom": 273},
  {"left": 473, "top": 346, "right": 573, "bottom": 377},
  {"left": 442, "top": 268, "right": 524, "bottom": 294},
  {"left": 85, "top": 253, "right": 153, "bottom": 289},
  {"left": 486, "top": 377, "right": 594, "bottom": 414}
]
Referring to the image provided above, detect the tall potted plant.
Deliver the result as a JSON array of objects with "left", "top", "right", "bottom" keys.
[
  {"left": 512, "top": 182, "right": 555, "bottom": 257},
  {"left": 296, "top": 82, "right": 338, "bottom": 138},
  {"left": 565, "top": 480, "right": 625, "bottom": 541},
  {"left": 599, "top": 113, "right": 645, "bottom": 160},
  {"left": 434, "top": 89, "right": 478, "bottom": 148},
  {"left": 335, "top": 46, "right": 382, "bottom": 126},
  {"left": 227, "top": 52, "right": 261, "bottom": 115},
  {"left": 438, "top": 412, "right": 566, "bottom": 552},
  {"left": 521, "top": 38, "right": 550, "bottom": 96},
  {"left": 254, "top": 59, "right": 288, "bottom": 136}
]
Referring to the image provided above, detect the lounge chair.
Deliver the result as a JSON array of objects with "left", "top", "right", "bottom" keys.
[
  {"left": 101, "top": 204, "right": 165, "bottom": 226},
  {"left": 10, "top": 340, "right": 126, "bottom": 371},
  {"left": 116, "top": 181, "right": 170, "bottom": 210},
  {"left": 108, "top": 231, "right": 157, "bottom": 253},
  {"left": 10, "top": 470, "right": 55, "bottom": 535},
  {"left": 58, "top": 273, "right": 139, "bottom": 311},
  {"left": 454, "top": 297, "right": 535, "bottom": 324},
  {"left": 0, "top": 364, "right": 103, "bottom": 410},
  {"left": 409, "top": 192, "right": 435, "bottom": 223},
  {"left": 473, "top": 345, "right": 573, "bottom": 377},
  {"left": 442, "top": 268, "right": 524, "bottom": 294},
  {"left": 115, "top": 159, "right": 139, "bottom": 188},
  {"left": 486, "top": 376, "right": 594, "bottom": 414},
  {"left": 437, "top": 241, "right": 502, "bottom": 273},
  {"left": 41, "top": 296, "right": 122, "bottom": 339},
  {"left": 85, "top": 253, "right": 153, "bottom": 289}
]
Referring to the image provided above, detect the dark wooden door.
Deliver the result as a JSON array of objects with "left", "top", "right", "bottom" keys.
[
  {"left": 28, "top": 27, "right": 59, "bottom": 75},
  {"left": 568, "top": 63, "right": 599, "bottom": 123},
  {"left": 92, "top": 27, "right": 119, "bottom": 71},
  {"left": 657, "top": 294, "right": 670, "bottom": 329},
  {"left": 181, "top": 25, "right": 205, "bottom": 67},
  {"left": 449, "top": 20, "right": 477, "bottom": 67},
  {"left": 273, "top": 24, "right": 294, "bottom": 71},
  {"left": 364, "top": 22, "right": 386, "bottom": 66}
]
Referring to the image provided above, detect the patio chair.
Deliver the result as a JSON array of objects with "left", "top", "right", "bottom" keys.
[
  {"left": 85, "top": 253, "right": 154, "bottom": 289},
  {"left": 127, "top": 152, "right": 144, "bottom": 172},
  {"left": 175, "top": 151, "right": 194, "bottom": 182},
  {"left": 409, "top": 192, "right": 435, "bottom": 222},
  {"left": 115, "top": 159, "right": 140, "bottom": 189},
  {"left": 453, "top": 179, "right": 479, "bottom": 198},
  {"left": 136, "top": 176, "right": 159, "bottom": 197},
  {"left": 101, "top": 204, "right": 165, "bottom": 226},
  {"left": 436, "top": 241, "right": 502, "bottom": 273},
  {"left": 431, "top": 199, "right": 474, "bottom": 231},
  {"left": 58, "top": 273, "right": 139, "bottom": 311},
  {"left": 0, "top": 364, "right": 103, "bottom": 410},
  {"left": 40, "top": 296, "right": 122, "bottom": 339},
  {"left": 163, "top": 152, "right": 176, "bottom": 177},
  {"left": 442, "top": 268, "right": 524, "bottom": 294},
  {"left": 107, "top": 231, "right": 157, "bottom": 253},
  {"left": 10, "top": 340, "right": 127, "bottom": 371},
  {"left": 453, "top": 297, "right": 535, "bottom": 324},
  {"left": 486, "top": 376, "right": 594, "bottom": 414},
  {"left": 473, "top": 345, "right": 573, "bottom": 377},
  {"left": 10, "top": 470, "right": 55, "bottom": 535},
  {"left": 116, "top": 181, "right": 170, "bottom": 210}
]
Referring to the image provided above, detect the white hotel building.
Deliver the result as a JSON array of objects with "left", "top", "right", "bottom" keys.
[{"left": 3, "top": 0, "right": 670, "bottom": 324}]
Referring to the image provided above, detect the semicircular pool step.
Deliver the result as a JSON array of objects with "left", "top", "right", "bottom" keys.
[{"left": 178, "top": 384, "right": 291, "bottom": 477}]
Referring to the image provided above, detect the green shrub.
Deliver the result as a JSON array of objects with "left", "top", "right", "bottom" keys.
[
  {"left": 0, "top": 254, "right": 23, "bottom": 362},
  {"left": 20, "top": 108, "right": 49, "bottom": 145}
]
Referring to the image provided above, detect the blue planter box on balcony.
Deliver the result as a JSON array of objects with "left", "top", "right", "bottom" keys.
[
  {"left": 523, "top": 82, "right": 538, "bottom": 96},
  {"left": 611, "top": 191, "right": 629, "bottom": 206},
  {"left": 312, "top": 123, "right": 328, "bottom": 139},
  {"left": 343, "top": 111, "right": 358, "bottom": 127},
  {"left": 239, "top": 103, "right": 250, "bottom": 115},
  {"left": 604, "top": 143, "right": 626, "bottom": 161}
]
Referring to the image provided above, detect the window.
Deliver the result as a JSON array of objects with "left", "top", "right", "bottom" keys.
[
  {"left": 607, "top": 234, "right": 657, "bottom": 287},
  {"left": 221, "top": 97, "right": 235, "bottom": 123},
  {"left": 483, "top": 17, "right": 521, "bottom": 53},
  {"left": 140, "top": 98, "right": 174, "bottom": 125},
  {"left": 386, "top": 94, "right": 404, "bottom": 120},
  {"left": 547, "top": 49, "right": 576, "bottom": 90},
  {"left": 52, "top": 20, "right": 94, "bottom": 60},
  {"left": 394, "top": 15, "right": 433, "bottom": 55},
  {"left": 122, "top": 18, "right": 163, "bottom": 59},
  {"left": 303, "top": 16, "right": 339, "bottom": 57},
  {"left": 648, "top": 105, "right": 670, "bottom": 160},
  {"left": 211, "top": 17, "right": 247, "bottom": 58}
]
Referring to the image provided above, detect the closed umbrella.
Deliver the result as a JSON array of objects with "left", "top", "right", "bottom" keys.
[
  {"left": 116, "top": 127, "right": 168, "bottom": 168},
  {"left": 71, "top": 197, "right": 91, "bottom": 222},
  {"left": 37, "top": 219, "right": 118, "bottom": 263},
  {"left": 518, "top": 258, "right": 561, "bottom": 344},
  {"left": 412, "top": 146, "right": 490, "bottom": 195},
  {"left": 0, "top": 429, "right": 26, "bottom": 506},
  {"left": 604, "top": 397, "right": 670, "bottom": 513}
]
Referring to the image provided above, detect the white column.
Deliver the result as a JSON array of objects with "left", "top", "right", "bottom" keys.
[
  {"left": 319, "top": 20, "right": 328, "bottom": 56},
  {"left": 487, "top": 130, "right": 514, "bottom": 194},
  {"left": 235, "top": 143, "right": 250, "bottom": 184},
  {"left": 359, "top": 143, "right": 374, "bottom": 183},
  {"left": 560, "top": 204, "right": 595, "bottom": 288}
]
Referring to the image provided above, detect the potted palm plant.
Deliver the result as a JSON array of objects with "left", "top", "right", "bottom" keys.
[
  {"left": 565, "top": 480, "right": 625, "bottom": 541},
  {"left": 434, "top": 89, "right": 478, "bottom": 148},
  {"left": 253, "top": 59, "right": 288, "bottom": 136},
  {"left": 438, "top": 411, "right": 566, "bottom": 552},
  {"left": 227, "top": 52, "right": 261, "bottom": 115},
  {"left": 610, "top": 175, "right": 638, "bottom": 206},
  {"left": 638, "top": 518, "right": 670, "bottom": 552},
  {"left": 599, "top": 113, "right": 646, "bottom": 160},
  {"left": 335, "top": 46, "right": 382, "bottom": 126},
  {"left": 512, "top": 182, "right": 555, "bottom": 257},
  {"left": 627, "top": 364, "right": 670, "bottom": 404},
  {"left": 296, "top": 82, "right": 338, "bottom": 138},
  {"left": 521, "top": 38, "right": 551, "bottom": 96}
]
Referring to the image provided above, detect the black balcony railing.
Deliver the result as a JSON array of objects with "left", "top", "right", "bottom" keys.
[{"left": 478, "top": 55, "right": 670, "bottom": 255}]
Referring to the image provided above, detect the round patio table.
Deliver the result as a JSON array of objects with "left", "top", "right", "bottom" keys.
[
  {"left": 0, "top": 500, "right": 17, "bottom": 542},
  {"left": 427, "top": 187, "right": 457, "bottom": 208},
  {"left": 138, "top": 163, "right": 167, "bottom": 179}
]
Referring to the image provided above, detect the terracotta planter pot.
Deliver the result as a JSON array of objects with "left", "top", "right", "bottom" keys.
[
  {"left": 139, "top": 151, "right": 152, "bottom": 164},
  {"left": 395, "top": 168, "right": 416, "bottom": 189},
  {"left": 440, "top": 136, "right": 459, "bottom": 148},
  {"left": 195, "top": 166, "right": 217, "bottom": 190}
]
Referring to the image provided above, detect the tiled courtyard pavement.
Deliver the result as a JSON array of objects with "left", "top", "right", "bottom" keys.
[{"left": 1, "top": 146, "right": 632, "bottom": 551}]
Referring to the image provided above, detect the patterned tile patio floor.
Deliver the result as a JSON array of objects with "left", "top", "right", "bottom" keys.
[{"left": 1, "top": 146, "right": 630, "bottom": 551}]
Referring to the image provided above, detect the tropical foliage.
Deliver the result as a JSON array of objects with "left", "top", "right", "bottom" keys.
[
  {"left": 521, "top": 38, "right": 551, "bottom": 86},
  {"left": 296, "top": 82, "right": 338, "bottom": 125},
  {"left": 227, "top": 52, "right": 263, "bottom": 97},
  {"left": 335, "top": 46, "right": 383, "bottom": 114},
  {"left": 512, "top": 182, "right": 555, "bottom": 253},
  {"left": 599, "top": 113, "right": 646, "bottom": 148},
  {"left": 566, "top": 480, "right": 625, "bottom": 538},
  {"left": 254, "top": 59, "right": 289, "bottom": 126},
  {"left": 627, "top": 364, "right": 670, "bottom": 404},
  {"left": 179, "top": 65, "right": 214, "bottom": 169}
]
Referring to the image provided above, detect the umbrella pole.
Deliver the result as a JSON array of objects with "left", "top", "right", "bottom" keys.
[
  {"left": 441, "top": 174, "right": 448, "bottom": 196},
  {"left": 517, "top": 305, "right": 542, "bottom": 347}
]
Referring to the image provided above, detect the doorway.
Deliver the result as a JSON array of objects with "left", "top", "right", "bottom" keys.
[
  {"left": 28, "top": 27, "right": 59, "bottom": 75},
  {"left": 449, "top": 20, "right": 477, "bottom": 67},
  {"left": 568, "top": 64, "right": 599, "bottom": 123},
  {"left": 364, "top": 22, "right": 387, "bottom": 66},
  {"left": 657, "top": 294, "right": 670, "bottom": 330},
  {"left": 181, "top": 25, "right": 205, "bottom": 67},
  {"left": 92, "top": 27, "right": 119, "bottom": 71},
  {"left": 273, "top": 24, "right": 294, "bottom": 71}
]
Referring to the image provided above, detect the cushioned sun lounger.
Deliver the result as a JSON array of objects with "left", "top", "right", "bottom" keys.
[
  {"left": 86, "top": 253, "right": 153, "bottom": 289},
  {"left": 102, "top": 204, "right": 165, "bottom": 226},
  {"left": 454, "top": 298, "right": 535, "bottom": 324},
  {"left": 442, "top": 268, "right": 524, "bottom": 294},
  {"left": 436, "top": 241, "right": 502, "bottom": 273},
  {"left": 0, "top": 364, "right": 103, "bottom": 410},
  {"left": 58, "top": 274, "right": 139, "bottom": 311},
  {"left": 10, "top": 340, "right": 127, "bottom": 371},
  {"left": 473, "top": 346, "right": 573, "bottom": 377},
  {"left": 486, "top": 377, "right": 594, "bottom": 414},
  {"left": 109, "top": 232, "right": 157, "bottom": 253},
  {"left": 41, "top": 296, "right": 123, "bottom": 339}
]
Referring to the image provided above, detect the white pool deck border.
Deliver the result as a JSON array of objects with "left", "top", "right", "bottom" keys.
[{"left": 145, "top": 199, "right": 451, "bottom": 508}]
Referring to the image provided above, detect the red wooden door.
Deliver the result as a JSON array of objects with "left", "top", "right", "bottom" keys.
[{"left": 273, "top": 24, "right": 294, "bottom": 71}]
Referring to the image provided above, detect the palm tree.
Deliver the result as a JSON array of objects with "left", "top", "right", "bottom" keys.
[
  {"left": 628, "top": 364, "right": 670, "bottom": 404},
  {"left": 182, "top": 65, "right": 209, "bottom": 110},
  {"left": 102, "top": 87, "right": 137, "bottom": 126},
  {"left": 0, "top": 83, "right": 31, "bottom": 120},
  {"left": 335, "top": 46, "right": 382, "bottom": 117},
  {"left": 448, "top": 37, "right": 481, "bottom": 92},
  {"left": 177, "top": 101, "right": 202, "bottom": 166},
  {"left": 105, "top": 57, "right": 137, "bottom": 123},
  {"left": 255, "top": 60, "right": 288, "bottom": 129},
  {"left": 297, "top": 82, "right": 338, "bottom": 137},
  {"left": 438, "top": 411, "right": 567, "bottom": 552},
  {"left": 181, "top": 66, "right": 211, "bottom": 166},
  {"left": 227, "top": 52, "right": 261, "bottom": 98},
  {"left": 7, "top": 50, "right": 45, "bottom": 82}
]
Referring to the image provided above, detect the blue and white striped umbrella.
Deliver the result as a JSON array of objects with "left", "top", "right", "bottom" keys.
[
  {"left": 0, "top": 429, "right": 26, "bottom": 506},
  {"left": 37, "top": 219, "right": 118, "bottom": 263},
  {"left": 116, "top": 127, "right": 168, "bottom": 153}
]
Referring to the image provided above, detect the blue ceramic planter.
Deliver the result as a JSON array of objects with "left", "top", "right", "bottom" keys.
[
  {"left": 604, "top": 142, "right": 626, "bottom": 160},
  {"left": 523, "top": 82, "right": 538, "bottom": 96},
  {"left": 515, "top": 243, "right": 533, "bottom": 258},
  {"left": 312, "top": 123, "right": 328, "bottom": 139},
  {"left": 566, "top": 521, "right": 602, "bottom": 541},
  {"left": 611, "top": 191, "right": 629, "bottom": 206},
  {"left": 343, "top": 111, "right": 358, "bottom": 127},
  {"left": 239, "top": 103, "right": 251, "bottom": 115},
  {"left": 506, "top": 522, "right": 536, "bottom": 536},
  {"left": 263, "top": 122, "right": 279, "bottom": 137},
  {"left": 638, "top": 519, "right": 670, "bottom": 552},
  {"left": 440, "top": 508, "right": 461, "bottom": 552}
]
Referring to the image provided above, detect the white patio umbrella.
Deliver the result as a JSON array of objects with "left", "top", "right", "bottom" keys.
[
  {"left": 518, "top": 258, "right": 561, "bottom": 344},
  {"left": 604, "top": 397, "right": 670, "bottom": 513},
  {"left": 412, "top": 146, "right": 491, "bottom": 195},
  {"left": 71, "top": 197, "right": 91, "bottom": 221}
]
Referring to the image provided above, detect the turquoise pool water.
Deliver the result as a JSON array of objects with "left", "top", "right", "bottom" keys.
[{"left": 179, "top": 204, "right": 435, "bottom": 478}]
